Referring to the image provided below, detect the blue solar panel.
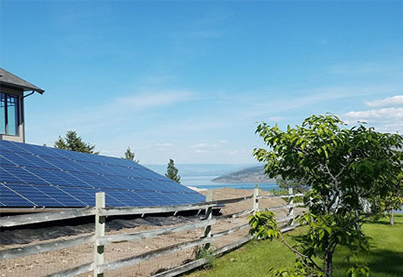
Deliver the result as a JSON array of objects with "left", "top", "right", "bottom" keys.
[
  {"left": 0, "top": 184, "right": 35, "bottom": 206},
  {"left": 0, "top": 140, "right": 205, "bottom": 208},
  {"left": 2, "top": 165, "right": 49, "bottom": 185},
  {"left": 0, "top": 167, "right": 26, "bottom": 184},
  {"left": 60, "top": 186, "right": 96, "bottom": 206}
]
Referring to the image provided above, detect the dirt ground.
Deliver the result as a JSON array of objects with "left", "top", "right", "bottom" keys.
[{"left": 0, "top": 188, "right": 299, "bottom": 277}]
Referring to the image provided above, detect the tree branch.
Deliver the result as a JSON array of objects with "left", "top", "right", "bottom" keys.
[{"left": 275, "top": 226, "right": 323, "bottom": 272}]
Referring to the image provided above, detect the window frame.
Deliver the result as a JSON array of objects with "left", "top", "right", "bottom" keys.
[{"left": 0, "top": 92, "right": 20, "bottom": 136}]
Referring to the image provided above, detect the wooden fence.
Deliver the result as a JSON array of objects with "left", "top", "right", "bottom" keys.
[{"left": 0, "top": 188, "right": 304, "bottom": 277}]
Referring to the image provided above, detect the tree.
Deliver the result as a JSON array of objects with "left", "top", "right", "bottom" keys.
[
  {"left": 54, "top": 131, "right": 99, "bottom": 154},
  {"left": 380, "top": 172, "right": 403, "bottom": 225},
  {"left": 276, "top": 178, "right": 309, "bottom": 194},
  {"left": 123, "top": 147, "right": 139, "bottom": 163},
  {"left": 250, "top": 114, "right": 403, "bottom": 277},
  {"left": 165, "top": 159, "right": 181, "bottom": 183}
]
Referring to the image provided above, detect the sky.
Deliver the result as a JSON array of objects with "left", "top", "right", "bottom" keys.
[{"left": 1, "top": 1, "right": 402, "bottom": 165}]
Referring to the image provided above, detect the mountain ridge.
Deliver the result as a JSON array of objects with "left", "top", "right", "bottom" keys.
[{"left": 211, "top": 165, "right": 277, "bottom": 183}]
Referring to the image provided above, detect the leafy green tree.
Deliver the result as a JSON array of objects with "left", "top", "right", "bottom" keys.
[
  {"left": 380, "top": 172, "right": 403, "bottom": 225},
  {"left": 165, "top": 159, "right": 181, "bottom": 183},
  {"left": 54, "top": 131, "right": 99, "bottom": 154},
  {"left": 276, "top": 178, "right": 309, "bottom": 194},
  {"left": 250, "top": 114, "right": 403, "bottom": 277},
  {"left": 123, "top": 147, "right": 139, "bottom": 163}
]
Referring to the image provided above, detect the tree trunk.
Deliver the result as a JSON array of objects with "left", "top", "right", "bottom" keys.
[
  {"left": 324, "top": 251, "right": 333, "bottom": 277},
  {"left": 390, "top": 208, "right": 395, "bottom": 226},
  {"left": 355, "top": 210, "right": 361, "bottom": 231}
]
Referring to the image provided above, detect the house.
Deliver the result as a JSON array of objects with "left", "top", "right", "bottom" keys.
[{"left": 0, "top": 67, "right": 44, "bottom": 143}]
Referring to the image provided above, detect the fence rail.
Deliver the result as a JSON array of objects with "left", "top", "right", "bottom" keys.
[
  {"left": 0, "top": 187, "right": 304, "bottom": 277},
  {"left": 0, "top": 234, "right": 94, "bottom": 260},
  {"left": 258, "top": 193, "right": 304, "bottom": 199},
  {"left": 0, "top": 207, "right": 95, "bottom": 227}
]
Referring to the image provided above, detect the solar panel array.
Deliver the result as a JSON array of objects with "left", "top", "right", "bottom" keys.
[{"left": 0, "top": 140, "right": 205, "bottom": 208}]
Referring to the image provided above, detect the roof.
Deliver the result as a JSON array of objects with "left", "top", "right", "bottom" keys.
[{"left": 0, "top": 67, "right": 45, "bottom": 94}]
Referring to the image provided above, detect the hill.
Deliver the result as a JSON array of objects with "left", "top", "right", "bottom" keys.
[{"left": 211, "top": 165, "right": 276, "bottom": 183}]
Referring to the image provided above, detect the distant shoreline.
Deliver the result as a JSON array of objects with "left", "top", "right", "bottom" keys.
[
  {"left": 210, "top": 165, "right": 278, "bottom": 184},
  {"left": 210, "top": 179, "right": 276, "bottom": 184}
]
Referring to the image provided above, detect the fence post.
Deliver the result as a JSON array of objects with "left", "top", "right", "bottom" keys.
[
  {"left": 288, "top": 188, "right": 294, "bottom": 227},
  {"left": 203, "top": 190, "right": 213, "bottom": 250},
  {"left": 94, "top": 192, "right": 106, "bottom": 277},
  {"left": 252, "top": 186, "right": 259, "bottom": 215}
]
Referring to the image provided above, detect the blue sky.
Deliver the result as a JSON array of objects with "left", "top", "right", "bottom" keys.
[{"left": 1, "top": 1, "right": 402, "bottom": 164}]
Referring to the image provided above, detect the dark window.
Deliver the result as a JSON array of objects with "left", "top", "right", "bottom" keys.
[
  {"left": 0, "top": 93, "right": 5, "bottom": 134},
  {"left": 0, "top": 92, "right": 19, "bottom": 136}
]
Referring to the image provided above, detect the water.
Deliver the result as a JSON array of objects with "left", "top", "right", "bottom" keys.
[{"left": 182, "top": 175, "right": 278, "bottom": 191}]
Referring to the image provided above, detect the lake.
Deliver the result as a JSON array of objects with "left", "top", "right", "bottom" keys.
[{"left": 182, "top": 175, "right": 278, "bottom": 191}]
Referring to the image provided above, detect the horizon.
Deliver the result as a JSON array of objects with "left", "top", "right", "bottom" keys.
[{"left": 1, "top": 1, "right": 402, "bottom": 164}]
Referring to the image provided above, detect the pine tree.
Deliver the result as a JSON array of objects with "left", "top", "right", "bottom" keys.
[
  {"left": 54, "top": 131, "right": 99, "bottom": 154},
  {"left": 123, "top": 147, "right": 139, "bottom": 163},
  {"left": 165, "top": 159, "right": 180, "bottom": 183}
]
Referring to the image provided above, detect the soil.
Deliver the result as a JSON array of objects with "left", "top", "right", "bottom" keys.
[{"left": 0, "top": 188, "right": 298, "bottom": 277}]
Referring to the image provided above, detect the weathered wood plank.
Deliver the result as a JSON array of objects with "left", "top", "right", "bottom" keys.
[
  {"left": 151, "top": 258, "right": 208, "bottom": 277},
  {"left": 44, "top": 262, "right": 93, "bottom": 277},
  {"left": 94, "top": 192, "right": 106, "bottom": 277},
  {"left": 218, "top": 208, "right": 252, "bottom": 220},
  {"left": 258, "top": 193, "right": 304, "bottom": 200},
  {"left": 214, "top": 195, "right": 253, "bottom": 205},
  {"left": 0, "top": 234, "right": 94, "bottom": 261},
  {"left": 0, "top": 207, "right": 71, "bottom": 214},
  {"left": 253, "top": 187, "right": 259, "bottom": 215},
  {"left": 97, "top": 219, "right": 216, "bottom": 246},
  {"left": 0, "top": 207, "right": 95, "bottom": 227},
  {"left": 280, "top": 223, "right": 300, "bottom": 233},
  {"left": 212, "top": 223, "right": 249, "bottom": 239},
  {"left": 275, "top": 215, "right": 293, "bottom": 223},
  {"left": 213, "top": 236, "right": 252, "bottom": 256},
  {"left": 203, "top": 191, "right": 213, "bottom": 250},
  {"left": 100, "top": 195, "right": 253, "bottom": 217},
  {"left": 288, "top": 188, "right": 295, "bottom": 226},
  {"left": 97, "top": 237, "right": 214, "bottom": 274},
  {"left": 100, "top": 203, "right": 217, "bottom": 216},
  {"left": 261, "top": 203, "right": 298, "bottom": 211}
]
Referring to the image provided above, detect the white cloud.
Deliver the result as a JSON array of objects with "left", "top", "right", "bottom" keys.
[
  {"left": 269, "top": 116, "right": 283, "bottom": 122},
  {"left": 192, "top": 143, "right": 218, "bottom": 148},
  {"left": 192, "top": 140, "right": 229, "bottom": 149},
  {"left": 195, "top": 149, "right": 210, "bottom": 154},
  {"left": 365, "top": 95, "right": 403, "bottom": 107},
  {"left": 192, "top": 143, "right": 208, "bottom": 148},
  {"left": 342, "top": 107, "right": 403, "bottom": 133},
  {"left": 344, "top": 107, "right": 403, "bottom": 119},
  {"left": 341, "top": 94, "right": 403, "bottom": 134},
  {"left": 155, "top": 142, "right": 173, "bottom": 147},
  {"left": 245, "top": 83, "right": 402, "bottom": 120}
]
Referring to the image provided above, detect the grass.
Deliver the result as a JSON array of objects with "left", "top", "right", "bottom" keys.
[{"left": 186, "top": 215, "right": 403, "bottom": 277}]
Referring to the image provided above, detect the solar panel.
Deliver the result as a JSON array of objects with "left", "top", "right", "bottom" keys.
[{"left": 0, "top": 140, "right": 205, "bottom": 208}]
